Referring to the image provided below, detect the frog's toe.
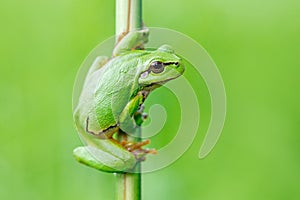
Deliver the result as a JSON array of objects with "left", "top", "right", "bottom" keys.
[
  {"left": 124, "top": 139, "right": 150, "bottom": 151},
  {"left": 142, "top": 113, "right": 148, "bottom": 120},
  {"left": 132, "top": 148, "right": 157, "bottom": 161}
]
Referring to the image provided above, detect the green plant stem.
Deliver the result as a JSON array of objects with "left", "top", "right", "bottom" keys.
[
  {"left": 129, "top": 0, "right": 142, "bottom": 31},
  {"left": 116, "top": 129, "right": 142, "bottom": 200},
  {"left": 116, "top": 172, "right": 141, "bottom": 200},
  {"left": 115, "top": 0, "right": 143, "bottom": 40},
  {"left": 115, "top": 0, "right": 143, "bottom": 200}
]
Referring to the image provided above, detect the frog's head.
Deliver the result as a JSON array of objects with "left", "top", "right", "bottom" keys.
[{"left": 138, "top": 45, "right": 185, "bottom": 87}]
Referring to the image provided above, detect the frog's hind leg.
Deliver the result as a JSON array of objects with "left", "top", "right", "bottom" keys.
[{"left": 85, "top": 116, "right": 118, "bottom": 139}]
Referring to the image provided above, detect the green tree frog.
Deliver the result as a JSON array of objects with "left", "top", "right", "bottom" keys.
[{"left": 73, "top": 29, "right": 185, "bottom": 173}]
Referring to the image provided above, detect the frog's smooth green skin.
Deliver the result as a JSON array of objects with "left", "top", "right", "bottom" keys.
[
  {"left": 73, "top": 140, "right": 137, "bottom": 173},
  {"left": 113, "top": 29, "right": 149, "bottom": 57},
  {"left": 74, "top": 30, "right": 185, "bottom": 173}
]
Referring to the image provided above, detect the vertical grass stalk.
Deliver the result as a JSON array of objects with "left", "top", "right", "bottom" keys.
[{"left": 115, "top": 0, "right": 143, "bottom": 200}]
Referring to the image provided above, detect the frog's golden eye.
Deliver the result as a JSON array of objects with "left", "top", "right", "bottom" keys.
[{"left": 150, "top": 61, "right": 164, "bottom": 74}]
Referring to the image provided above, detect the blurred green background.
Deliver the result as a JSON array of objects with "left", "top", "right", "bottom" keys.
[{"left": 1, "top": 0, "right": 300, "bottom": 199}]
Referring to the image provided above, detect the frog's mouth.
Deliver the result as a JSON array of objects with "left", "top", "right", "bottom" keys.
[
  {"left": 153, "top": 75, "right": 181, "bottom": 85},
  {"left": 142, "top": 75, "right": 181, "bottom": 91}
]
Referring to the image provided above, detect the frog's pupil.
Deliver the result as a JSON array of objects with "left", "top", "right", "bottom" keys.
[
  {"left": 152, "top": 61, "right": 163, "bottom": 69},
  {"left": 150, "top": 61, "right": 164, "bottom": 74}
]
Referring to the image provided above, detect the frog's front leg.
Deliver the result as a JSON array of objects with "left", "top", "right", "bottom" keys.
[
  {"left": 119, "top": 92, "right": 144, "bottom": 133},
  {"left": 113, "top": 29, "right": 149, "bottom": 57}
]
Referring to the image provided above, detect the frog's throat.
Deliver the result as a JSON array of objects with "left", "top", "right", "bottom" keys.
[{"left": 141, "top": 83, "right": 161, "bottom": 92}]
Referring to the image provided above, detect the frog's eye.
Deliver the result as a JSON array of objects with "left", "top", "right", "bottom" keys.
[{"left": 149, "top": 61, "right": 164, "bottom": 74}]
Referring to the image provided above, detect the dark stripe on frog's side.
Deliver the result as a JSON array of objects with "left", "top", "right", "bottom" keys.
[
  {"left": 86, "top": 91, "right": 150, "bottom": 138},
  {"left": 86, "top": 116, "right": 119, "bottom": 139}
]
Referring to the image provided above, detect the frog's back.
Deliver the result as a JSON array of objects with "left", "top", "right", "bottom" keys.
[
  {"left": 75, "top": 51, "right": 148, "bottom": 134},
  {"left": 93, "top": 53, "right": 143, "bottom": 130}
]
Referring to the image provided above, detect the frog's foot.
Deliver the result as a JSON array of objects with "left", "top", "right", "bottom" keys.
[
  {"left": 120, "top": 139, "right": 157, "bottom": 161},
  {"left": 132, "top": 149, "right": 157, "bottom": 161},
  {"left": 142, "top": 113, "right": 148, "bottom": 120},
  {"left": 122, "top": 139, "right": 149, "bottom": 151}
]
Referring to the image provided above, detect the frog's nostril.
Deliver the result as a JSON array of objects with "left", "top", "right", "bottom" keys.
[{"left": 174, "top": 62, "right": 179, "bottom": 66}]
